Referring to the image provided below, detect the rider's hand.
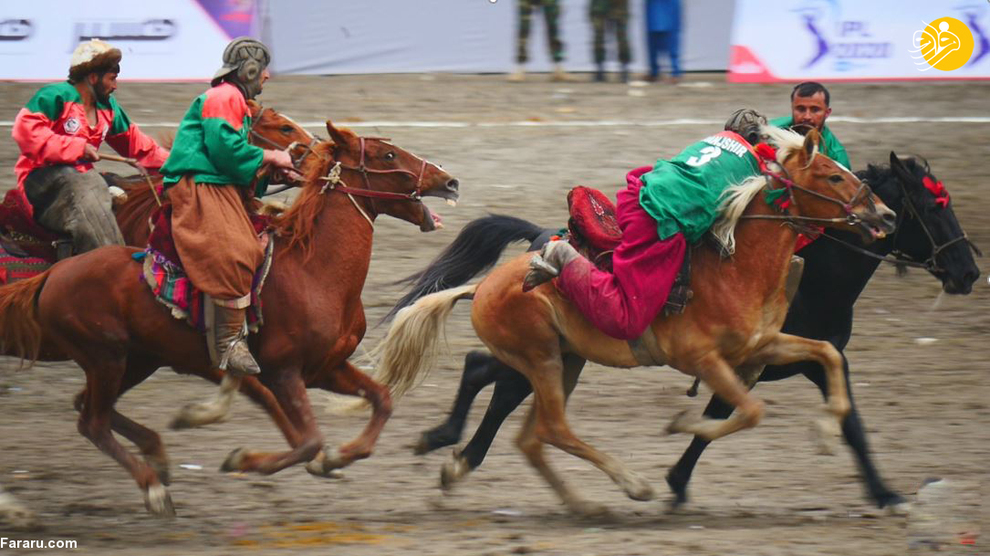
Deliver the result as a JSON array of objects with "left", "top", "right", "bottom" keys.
[
  {"left": 82, "top": 143, "right": 100, "bottom": 162},
  {"left": 262, "top": 149, "right": 294, "bottom": 170}
]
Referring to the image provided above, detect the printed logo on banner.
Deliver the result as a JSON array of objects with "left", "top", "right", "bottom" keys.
[
  {"left": 793, "top": 1, "right": 894, "bottom": 73},
  {"left": 911, "top": 17, "right": 975, "bottom": 71},
  {"left": 74, "top": 20, "right": 176, "bottom": 43},
  {"left": 0, "top": 19, "right": 32, "bottom": 41}
]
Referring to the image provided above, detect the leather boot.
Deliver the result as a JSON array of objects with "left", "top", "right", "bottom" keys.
[{"left": 205, "top": 298, "right": 261, "bottom": 376}]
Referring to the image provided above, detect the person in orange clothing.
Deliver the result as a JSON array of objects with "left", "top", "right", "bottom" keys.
[{"left": 12, "top": 39, "right": 169, "bottom": 255}]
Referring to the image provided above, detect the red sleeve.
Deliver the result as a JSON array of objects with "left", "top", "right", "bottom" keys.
[
  {"left": 106, "top": 124, "right": 169, "bottom": 170},
  {"left": 201, "top": 84, "right": 249, "bottom": 130},
  {"left": 11, "top": 108, "right": 88, "bottom": 164}
]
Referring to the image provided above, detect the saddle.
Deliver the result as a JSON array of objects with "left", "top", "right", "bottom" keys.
[
  {"left": 139, "top": 202, "right": 274, "bottom": 332},
  {"left": 565, "top": 185, "right": 692, "bottom": 316}
]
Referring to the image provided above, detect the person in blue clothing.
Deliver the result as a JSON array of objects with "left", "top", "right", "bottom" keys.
[{"left": 645, "top": 0, "right": 682, "bottom": 83}]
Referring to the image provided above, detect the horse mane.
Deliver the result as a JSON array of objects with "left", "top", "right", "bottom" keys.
[
  {"left": 270, "top": 141, "right": 336, "bottom": 257},
  {"left": 711, "top": 175, "right": 770, "bottom": 255},
  {"left": 709, "top": 124, "right": 810, "bottom": 254}
]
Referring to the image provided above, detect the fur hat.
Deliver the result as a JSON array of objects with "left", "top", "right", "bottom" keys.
[{"left": 68, "top": 39, "right": 122, "bottom": 82}]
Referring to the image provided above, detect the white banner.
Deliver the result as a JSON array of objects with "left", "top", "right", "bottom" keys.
[
  {"left": 263, "top": 0, "right": 733, "bottom": 75},
  {"left": 728, "top": 0, "right": 990, "bottom": 82},
  {"left": 0, "top": 0, "right": 257, "bottom": 81}
]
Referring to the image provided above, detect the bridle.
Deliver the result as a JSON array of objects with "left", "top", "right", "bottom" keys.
[
  {"left": 740, "top": 147, "right": 876, "bottom": 230},
  {"left": 247, "top": 108, "right": 321, "bottom": 170},
  {"left": 316, "top": 136, "right": 432, "bottom": 227},
  {"left": 828, "top": 174, "right": 982, "bottom": 274}
]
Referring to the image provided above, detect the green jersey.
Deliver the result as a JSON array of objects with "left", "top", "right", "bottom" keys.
[{"left": 639, "top": 131, "right": 762, "bottom": 244}]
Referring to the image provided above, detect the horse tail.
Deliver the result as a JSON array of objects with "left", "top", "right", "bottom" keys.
[
  {"left": 0, "top": 269, "right": 50, "bottom": 363},
  {"left": 370, "top": 284, "right": 478, "bottom": 404},
  {"left": 382, "top": 214, "right": 546, "bottom": 323}
]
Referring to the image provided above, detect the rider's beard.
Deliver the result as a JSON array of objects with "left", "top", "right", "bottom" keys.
[{"left": 92, "top": 81, "right": 112, "bottom": 104}]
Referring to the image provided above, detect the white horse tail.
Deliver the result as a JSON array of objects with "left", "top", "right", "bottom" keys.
[{"left": 370, "top": 284, "right": 477, "bottom": 403}]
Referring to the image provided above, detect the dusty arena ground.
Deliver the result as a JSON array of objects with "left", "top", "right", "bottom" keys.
[{"left": 0, "top": 74, "right": 987, "bottom": 555}]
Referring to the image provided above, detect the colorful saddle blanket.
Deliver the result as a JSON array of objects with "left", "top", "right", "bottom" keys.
[{"left": 138, "top": 203, "right": 273, "bottom": 332}]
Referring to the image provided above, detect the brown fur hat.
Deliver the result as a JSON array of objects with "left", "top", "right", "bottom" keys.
[{"left": 68, "top": 39, "right": 122, "bottom": 83}]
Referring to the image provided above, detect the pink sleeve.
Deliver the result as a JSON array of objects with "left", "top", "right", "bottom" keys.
[
  {"left": 106, "top": 124, "right": 169, "bottom": 170},
  {"left": 11, "top": 108, "right": 87, "bottom": 164}
]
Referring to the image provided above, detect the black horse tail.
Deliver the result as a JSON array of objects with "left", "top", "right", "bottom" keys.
[{"left": 382, "top": 214, "right": 549, "bottom": 323}]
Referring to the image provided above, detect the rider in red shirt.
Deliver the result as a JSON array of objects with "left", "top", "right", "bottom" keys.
[{"left": 11, "top": 39, "right": 169, "bottom": 255}]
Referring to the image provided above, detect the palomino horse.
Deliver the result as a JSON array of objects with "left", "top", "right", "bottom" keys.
[
  {"left": 367, "top": 127, "right": 897, "bottom": 515},
  {"left": 0, "top": 121, "right": 458, "bottom": 518},
  {"left": 396, "top": 152, "right": 980, "bottom": 512}
]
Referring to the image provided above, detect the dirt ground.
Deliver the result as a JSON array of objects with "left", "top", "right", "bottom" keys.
[{"left": 0, "top": 74, "right": 987, "bottom": 555}]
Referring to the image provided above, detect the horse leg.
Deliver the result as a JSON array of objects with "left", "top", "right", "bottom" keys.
[
  {"left": 304, "top": 361, "right": 392, "bottom": 477},
  {"left": 74, "top": 359, "right": 172, "bottom": 485},
  {"left": 169, "top": 373, "right": 242, "bottom": 430},
  {"left": 802, "top": 355, "right": 907, "bottom": 510},
  {"left": 415, "top": 350, "right": 502, "bottom": 455},
  {"left": 75, "top": 356, "right": 174, "bottom": 516},
  {"left": 667, "top": 355, "right": 766, "bottom": 441},
  {"left": 441, "top": 362, "right": 532, "bottom": 490},
  {"left": 748, "top": 333, "right": 851, "bottom": 427},
  {"left": 516, "top": 354, "right": 653, "bottom": 515},
  {"left": 665, "top": 393, "right": 735, "bottom": 508},
  {"left": 220, "top": 370, "right": 323, "bottom": 475}
]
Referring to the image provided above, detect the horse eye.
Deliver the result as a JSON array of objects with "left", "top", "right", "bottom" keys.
[
  {"left": 280, "top": 125, "right": 294, "bottom": 133},
  {"left": 828, "top": 174, "right": 844, "bottom": 184},
  {"left": 384, "top": 151, "right": 396, "bottom": 161}
]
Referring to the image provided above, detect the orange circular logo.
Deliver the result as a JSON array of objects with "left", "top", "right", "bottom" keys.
[{"left": 916, "top": 17, "right": 975, "bottom": 71}]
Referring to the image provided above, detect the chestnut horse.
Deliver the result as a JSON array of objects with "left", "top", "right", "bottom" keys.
[
  {"left": 0, "top": 121, "right": 458, "bottom": 518},
  {"left": 367, "top": 127, "right": 897, "bottom": 515}
]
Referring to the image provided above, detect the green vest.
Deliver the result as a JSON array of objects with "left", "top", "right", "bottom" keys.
[
  {"left": 770, "top": 116, "right": 850, "bottom": 169},
  {"left": 639, "top": 131, "right": 762, "bottom": 244}
]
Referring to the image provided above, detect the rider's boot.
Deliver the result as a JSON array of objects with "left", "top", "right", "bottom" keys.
[{"left": 205, "top": 297, "right": 261, "bottom": 376}]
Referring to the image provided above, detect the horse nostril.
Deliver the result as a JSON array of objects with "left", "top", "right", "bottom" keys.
[
  {"left": 446, "top": 179, "right": 459, "bottom": 192},
  {"left": 882, "top": 210, "right": 896, "bottom": 224}
]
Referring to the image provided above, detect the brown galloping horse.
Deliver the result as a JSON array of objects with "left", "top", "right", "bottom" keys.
[
  {"left": 367, "top": 127, "right": 896, "bottom": 516},
  {"left": 0, "top": 121, "right": 458, "bottom": 518}
]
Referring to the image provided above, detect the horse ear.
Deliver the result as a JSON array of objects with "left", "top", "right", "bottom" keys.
[
  {"left": 801, "top": 128, "right": 821, "bottom": 161},
  {"left": 889, "top": 152, "right": 914, "bottom": 183},
  {"left": 325, "top": 120, "right": 355, "bottom": 147}
]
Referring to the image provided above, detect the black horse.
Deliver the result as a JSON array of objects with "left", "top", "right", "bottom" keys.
[{"left": 389, "top": 152, "right": 980, "bottom": 511}]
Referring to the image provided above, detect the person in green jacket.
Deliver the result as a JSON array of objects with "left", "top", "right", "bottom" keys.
[
  {"left": 770, "top": 81, "right": 850, "bottom": 169},
  {"left": 160, "top": 37, "right": 296, "bottom": 377}
]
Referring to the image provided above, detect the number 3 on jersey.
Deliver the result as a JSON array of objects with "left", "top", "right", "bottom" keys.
[{"left": 686, "top": 146, "right": 722, "bottom": 167}]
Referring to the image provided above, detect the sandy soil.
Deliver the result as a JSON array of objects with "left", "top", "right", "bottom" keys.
[{"left": 0, "top": 74, "right": 987, "bottom": 555}]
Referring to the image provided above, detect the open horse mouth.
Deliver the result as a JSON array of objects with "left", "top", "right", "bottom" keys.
[{"left": 419, "top": 181, "right": 460, "bottom": 232}]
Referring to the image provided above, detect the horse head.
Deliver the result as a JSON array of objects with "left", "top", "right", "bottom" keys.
[
  {"left": 246, "top": 100, "right": 318, "bottom": 167},
  {"left": 770, "top": 126, "right": 896, "bottom": 242},
  {"left": 883, "top": 152, "right": 981, "bottom": 294},
  {"left": 324, "top": 120, "right": 459, "bottom": 231}
]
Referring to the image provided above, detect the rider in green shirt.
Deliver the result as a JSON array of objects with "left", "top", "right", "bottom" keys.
[{"left": 770, "top": 81, "right": 849, "bottom": 169}]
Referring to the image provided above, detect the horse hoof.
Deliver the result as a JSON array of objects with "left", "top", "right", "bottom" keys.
[
  {"left": 220, "top": 448, "right": 249, "bottom": 473},
  {"left": 620, "top": 472, "right": 654, "bottom": 501},
  {"left": 439, "top": 454, "right": 470, "bottom": 491},
  {"left": 144, "top": 484, "right": 176, "bottom": 518},
  {"left": 664, "top": 473, "right": 689, "bottom": 510},
  {"left": 885, "top": 500, "right": 912, "bottom": 516},
  {"left": 304, "top": 454, "right": 346, "bottom": 479}
]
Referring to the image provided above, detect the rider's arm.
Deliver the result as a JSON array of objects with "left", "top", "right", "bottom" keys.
[
  {"left": 11, "top": 89, "right": 88, "bottom": 164},
  {"left": 104, "top": 99, "right": 169, "bottom": 170},
  {"left": 200, "top": 90, "right": 264, "bottom": 187}
]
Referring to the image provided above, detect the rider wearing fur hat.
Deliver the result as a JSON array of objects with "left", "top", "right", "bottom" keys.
[
  {"left": 160, "top": 37, "right": 296, "bottom": 377},
  {"left": 11, "top": 39, "right": 169, "bottom": 255}
]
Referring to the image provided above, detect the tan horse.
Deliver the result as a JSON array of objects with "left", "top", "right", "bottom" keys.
[{"left": 367, "top": 127, "right": 897, "bottom": 515}]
